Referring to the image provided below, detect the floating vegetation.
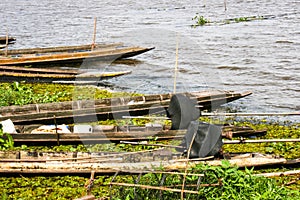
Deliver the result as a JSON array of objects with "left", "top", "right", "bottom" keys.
[
  {"left": 0, "top": 82, "right": 138, "bottom": 107},
  {"left": 192, "top": 14, "right": 210, "bottom": 27},
  {"left": 192, "top": 14, "right": 269, "bottom": 27},
  {"left": 1, "top": 161, "right": 299, "bottom": 199},
  {"left": 0, "top": 128, "right": 14, "bottom": 150}
]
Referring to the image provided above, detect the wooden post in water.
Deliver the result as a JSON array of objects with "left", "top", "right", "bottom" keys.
[
  {"left": 5, "top": 30, "right": 8, "bottom": 56},
  {"left": 173, "top": 35, "right": 179, "bottom": 94},
  {"left": 91, "top": 17, "right": 97, "bottom": 51},
  {"left": 224, "top": 0, "right": 227, "bottom": 11}
]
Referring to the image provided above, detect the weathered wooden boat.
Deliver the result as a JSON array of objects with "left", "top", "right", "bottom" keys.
[
  {"left": 0, "top": 65, "right": 131, "bottom": 83},
  {"left": 0, "top": 149, "right": 298, "bottom": 174},
  {"left": 6, "top": 123, "right": 265, "bottom": 145},
  {"left": 0, "top": 90, "right": 252, "bottom": 125},
  {"left": 0, "top": 36, "right": 16, "bottom": 45},
  {"left": 0, "top": 43, "right": 122, "bottom": 55},
  {"left": 0, "top": 45, "right": 154, "bottom": 66}
]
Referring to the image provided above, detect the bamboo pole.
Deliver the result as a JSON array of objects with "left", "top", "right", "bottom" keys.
[
  {"left": 5, "top": 30, "right": 8, "bottom": 56},
  {"left": 224, "top": 138, "right": 300, "bottom": 144},
  {"left": 120, "top": 141, "right": 184, "bottom": 149},
  {"left": 118, "top": 170, "right": 205, "bottom": 177},
  {"left": 91, "top": 17, "right": 97, "bottom": 51},
  {"left": 123, "top": 112, "right": 300, "bottom": 119},
  {"left": 202, "top": 112, "right": 300, "bottom": 117},
  {"left": 109, "top": 182, "right": 200, "bottom": 194},
  {"left": 254, "top": 170, "right": 300, "bottom": 178},
  {"left": 173, "top": 34, "right": 179, "bottom": 94},
  {"left": 121, "top": 138, "right": 300, "bottom": 150},
  {"left": 181, "top": 124, "right": 198, "bottom": 200}
]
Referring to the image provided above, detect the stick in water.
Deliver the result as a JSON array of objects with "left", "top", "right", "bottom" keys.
[{"left": 91, "top": 17, "right": 97, "bottom": 51}]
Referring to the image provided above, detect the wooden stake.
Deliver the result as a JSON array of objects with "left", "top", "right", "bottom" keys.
[
  {"left": 173, "top": 34, "right": 179, "bottom": 94},
  {"left": 91, "top": 17, "right": 97, "bottom": 51},
  {"left": 5, "top": 30, "right": 8, "bottom": 56},
  {"left": 181, "top": 124, "right": 198, "bottom": 200},
  {"left": 85, "top": 171, "right": 95, "bottom": 195}
]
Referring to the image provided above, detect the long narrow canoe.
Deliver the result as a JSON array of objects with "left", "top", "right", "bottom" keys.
[
  {"left": 0, "top": 43, "right": 122, "bottom": 55},
  {"left": 0, "top": 65, "right": 131, "bottom": 83},
  {"left": 7, "top": 124, "right": 265, "bottom": 145},
  {"left": 0, "top": 151, "right": 297, "bottom": 174},
  {"left": 0, "top": 36, "right": 16, "bottom": 45},
  {"left": 0, "top": 90, "right": 252, "bottom": 125},
  {"left": 0, "top": 46, "right": 154, "bottom": 66}
]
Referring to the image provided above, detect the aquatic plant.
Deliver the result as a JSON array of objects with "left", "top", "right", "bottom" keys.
[
  {"left": 0, "top": 128, "right": 14, "bottom": 150},
  {"left": 110, "top": 160, "right": 300, "bottom": 199},
  {"left": 0, "top": 82, "right": 138, "bottom": 107},
  {"left": 0, "top": 82, "right": 70, "bottom": 106},
  {"left": 192, "top": 14, "right": 210, "bottom": 27}
]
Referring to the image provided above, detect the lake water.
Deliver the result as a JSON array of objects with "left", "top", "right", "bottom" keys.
[{"left": 1, "top": 0, "right": 299, "bottom": 119}]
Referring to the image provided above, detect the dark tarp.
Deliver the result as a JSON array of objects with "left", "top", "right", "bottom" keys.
[
  {"left": 178, "top": 121, "right": 223, "bottom": 158},
  {"left": 167, "top": 94, "right": 200, "bottom": 130}
]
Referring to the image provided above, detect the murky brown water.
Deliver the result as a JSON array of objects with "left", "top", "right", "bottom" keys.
[{"left": 1, "top": 0, "right": 299, "bottom": 117}]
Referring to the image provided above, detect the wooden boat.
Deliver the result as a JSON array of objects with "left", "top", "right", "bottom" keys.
[
  {"left": 0, "top": 65, "right": 131, "bottom": 83},
  {"left": 0, "top": 149, "right": 298, "bottom": 174},
  {"left": 0, "top": 43, "right": 122, "bottom": 55},
  {"left": 0, "top": 90, "right": 252, "bottom": 125},
  {"left": 7, "top": 124, "right": 265, "bottom": 145},
  {"left": 0, "top": 36, "right": 16, "bottom": 45},
  {"left": 0, "top": 45, "right": 154, "bottom": 66}
]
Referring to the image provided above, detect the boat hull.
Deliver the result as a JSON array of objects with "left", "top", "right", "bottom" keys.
[{"left": 0, "top": 90, "right": 252, "bottom": 125}]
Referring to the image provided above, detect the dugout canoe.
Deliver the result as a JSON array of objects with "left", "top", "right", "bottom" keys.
[
  {"left": 6, "top": 123, "right": 265, "bottom": 145},
  {"left": 0, "top": 65, "right": 131, "bottom": 83},
  {"left": 0, "top": 90, "right": 252, "bottom": 125},
  {"left": 0, "top": 46, "right": 154, "bottom": 66},
  {"left": 0, "top": 150, "right": 298, "bottom": 175},
  {"left": 0, "top": 43, "right": 122, "bottom": 55},
  {"left": 0, "top": 36, "right": 16, "bottom": 45}
]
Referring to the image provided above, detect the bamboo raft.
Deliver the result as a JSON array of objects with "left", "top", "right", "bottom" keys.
[
  {"left": 0, "top": 90, "right": 252, "bottom": 125},
  {"left": 0, "top": 45, "right": 154, "bottom": 66},
  {"left": 0, "top": 65, "right": 132, "bottom": 83}
]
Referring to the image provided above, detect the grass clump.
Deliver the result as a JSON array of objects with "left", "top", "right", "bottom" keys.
[
  {"left": 111, "top": 160, "right": 300, "bottom": 200},
  {"left": 192, "top": 14, "right": 210, "bottom": 27}
]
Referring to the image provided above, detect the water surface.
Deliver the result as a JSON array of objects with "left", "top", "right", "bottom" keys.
[{"left": 1, "top": 0, "right": 299, "bottom": 117}]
